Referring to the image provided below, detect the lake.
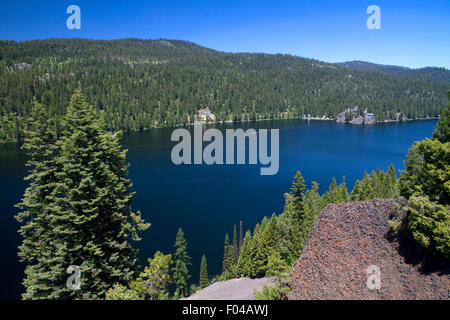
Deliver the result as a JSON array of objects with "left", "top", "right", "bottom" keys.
[{"left": 0, "top": 119, "right": 437, "bottom": 299}]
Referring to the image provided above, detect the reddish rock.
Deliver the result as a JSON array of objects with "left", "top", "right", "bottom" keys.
[{"left": 288, "top": 199, "right": 449, "bottom": 300}]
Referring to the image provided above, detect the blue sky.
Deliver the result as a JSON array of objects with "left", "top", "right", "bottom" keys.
[{"left": 0, "top": 0, "right": 449, "bottom": 68}]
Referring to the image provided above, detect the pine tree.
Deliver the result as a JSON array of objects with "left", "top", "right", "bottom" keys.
[
  {"left": 338, "top": 176, "right": 350, "bottom": 203},
  {"left": 372, "top": 168, "right": 385, "bottom": 198},
  {"left": 286, "top": 171, "right": 306, "bottom": 259},
  {"left": 199, "top": 254, "right": 208, "bottom": 289},
  {"left": 133, "top": 251, "right": 173, "bottom": 300},
  {"left": 233, "top": 224, "right": 239, "bottom": 263},
  {"left": 16, "top": 99, "right": 61, "bottom": 299},
  {"left": 432, "top": 91, "right": 450, "bottom": 143},
  {"left": 16, "top": 91, "right": 149, "bottom": 299},
  {"left": 291, "top": 171, "right": 306, "bottom": 213},
  {"left": 173, "top": 228, "right": 191, "bottom": 298},
  {"left": 350, "top": 180, "right": 362, "bottom": 201},
  {"left": 236, "top": 230, "right": 254, "bottom": 277},
  {"left": 399, "top": 143, "right": 424, "bottom": 199},
  {"left": 399, "top": 95, "right": 450, "bottom": 258},
  {"left": 255, "top": 213, "right": 279, "bottom": 276},
  {"left": 359, "top": 171, "right": 374, "bottom": 200},
  {"left": 266, "top": 250, "right": 290, "bottom": 278},
  {"left": 385, "top": 164, "right": 399, "bottom": 198},
  {"left": 239, "top": 221, "right": 243, "bottom": 252},
  {"left": 298, "top": 182, "right": 321, "bottom": 249},
  {"left": 222, "top": 233, "right": 230, "bottom": 275},
  {"left": 222, "top": 231, "right": 235, "bottom": 279}
]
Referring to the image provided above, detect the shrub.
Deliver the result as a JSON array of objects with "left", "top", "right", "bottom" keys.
[{"left": 406, "top": 196, "right": 450, "bottom": 259}]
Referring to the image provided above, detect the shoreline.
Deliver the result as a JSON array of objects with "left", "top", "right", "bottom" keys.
[{"left": 0, "top": 116, "right": 439, "bottom": 144}]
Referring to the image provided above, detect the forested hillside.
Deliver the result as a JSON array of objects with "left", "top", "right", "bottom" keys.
[
  {"left": 0, "top": 38, "right": 448, "bottom": 142},
  {"left": 337, "top": 61, "right": 450, "bottom": 82}
]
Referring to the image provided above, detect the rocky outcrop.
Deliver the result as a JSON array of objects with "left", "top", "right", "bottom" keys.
[
  {"left": 349, "top": 115, "right": 365, "bottom": 125},
  {"left": 395, "top": 112, "right": 409, "bottom": 122},
  {"left": 337, "top": 106, "right": 376, "bottom": 125},
  {"left": 13, "top": 62, "right": 31, "bottom": 70},
  {"left": 336, "top": 106, "right": 359, "bottom": 124},
  {"left": 288, "top": 199, "right": 449, "bottom": 300},
  {"left": 197, "top": 108, "right": 216, "bottom": 122},
  {"left": 184, "top": 277, "right": 273, "bottom": 300}
]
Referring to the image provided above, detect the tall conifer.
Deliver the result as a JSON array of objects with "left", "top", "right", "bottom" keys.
[
  {"left": 233, "top": 224, "right": 239, "bottom": 263},
  {"left": 173, "top": 228, "right": 191, "bottom": 298},
  {"left": 17, "top": 91, "right": 149, "bottom": 299},
  {"left": 199, "top": 254, "right": 208, "bottom": 289}
]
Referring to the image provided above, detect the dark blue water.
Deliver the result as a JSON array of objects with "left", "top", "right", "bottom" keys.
[{"left": 0, "top": 119, "right": 437, "bottom": 299}]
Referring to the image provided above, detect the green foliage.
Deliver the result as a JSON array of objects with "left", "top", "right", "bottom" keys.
[
  {"left": 432, "top": 91, "right": 450, "bottom": 143},
  {"left": 406, "top": 196, "right": 450, "bottom": 259},
  {"left": 400, "top": 139, "right": 449, "bottom": 205},
  {"left": 133, "top": 251, "right": 173, "bottom": 300},
  {"left": 254, "top": 283, "right": 290, "bottom": 300},
  {"left": 236, "top": 230, "right": 256, "bottom": 277},
  {"left": 291, "top": 171, "right": 306, "bottom": 212},
  {"left": 280, "top": 171, "right": 308, "bottom": 262},
  {"left": 322, "top": 177, "right": 351, "bottom": 204},
  {"left": 233, "top": 224, "right": 239, "bottom": 263},
  {"left": 105, "top": 284, "right": 141, "bottom": 300},
  {"left": 15, "top": 91, "right": 149, "bottom": 299},
  {"left": 222, "top": 233, "right": 235, "bottom": 279},
  {"left": 1, "top": 38, "right": 447, "bottom": 142},
  {"left": 266, "top": 251, "right": 290, "bottom": 278},
  {"left": 398, "top": 94, "right": 450, "bottom": 259},
  {"left": 173, "top": 228, "right": 191, "bottom": 298},
  {"left": 399, "top": 143, "right": 424, "bottom": 199},
  {"left": 199, "top": 254, "right": 209, "bottom": 289},
  {"left": 415, "top": 139, "right": 450, "bottom": 205},
  {"left": 351, "top": 166, "right": 400, "bottom": 201},
  {"left": 224, "top": 166, "right": 402, "bottom": 280},
  {"left": 255, "top": 214, "right": 279, "bottom": 276},
  {"left": 279, "top": 173, "right": 322, "bottom": 264}
]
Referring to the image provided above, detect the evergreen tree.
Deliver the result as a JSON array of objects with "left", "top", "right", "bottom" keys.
[
  {"left": 133, "top": 251, "right": 172, "bottom": 300},
  {"left": 432, "top": 92, "right": 450, "bottom": 143},
  {"left": 239, "top": 221, "right": 243, "bottom": 252},
  {"left": 255, "top": 214, "right": 280, "bottom": 276},
  {"left": 322, "top": 177, "right": 340, "bottom": 203},
  {"left": 236, "top": 230, "right": 255, "bottom": 277},
  {"left": 173, "top": 228, "right": 191, "bottom": 298},
  {"left": 406, "top": 196, "right": 449, "bottom": 259},
  {"left": 338, "top": 177, "right": 350, "bottom": 203},
  {"left": 359, "top": 171, "right": 374, "bottom": 200},
  {"left": 276, "top": 201, "right": 294, "bottom": 263},
  {"left": 291, "top": 171, "right": 306, "bottom": 213},
  {"left": 415, "top": 139, "right": 449, "bottom": 205},
  {"left": 350, "top": 180, "right": 362, "bottom": 201},
  {"left": 199, "top": 254, "right": 209, "bottom": 289},
  {"left": 285, "top": 171, "right": 307, "bottom": 258},
  {"left": 16, "top": 99, "right": 61, "bottom": 299},
  {"left": 105, "top": 284, "right": 141, "bottom": 300},
  {"left": 385, "top": 164, "right": 399, "bottom": 198},
  {"left": 398, "top": 95, "right": 449, "bottom": 258},
  {"left": 266, "top": 250, "right": 290, "bottom": 278},
  {"left": 222, "top": 231, "right": 236, "bottom": 279},
  {"left": 16, "top": 91, "right": 149, "bottom": 299},
  {"left": 233, "top": 224, "right": 239, "bottom": 263},
  {"left": 222, "top": 233, "right": 231, "bottom": 275},
  {"left": 298, "top": 181, "right": 321, "bottom": 245},
  {"left": 399, "top": 143, "right": 424, "bottom": 199}
]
